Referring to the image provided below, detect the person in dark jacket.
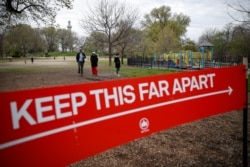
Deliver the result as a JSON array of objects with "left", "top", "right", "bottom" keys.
[
  {"left": 90, "top": 51, "right": 98, "bottom": 76},
  {"left": 76, "top": 49, "right": 86, "bottom": 77},
  {"left": 114, "top": 54, "right": 121, "bottom": 76}
]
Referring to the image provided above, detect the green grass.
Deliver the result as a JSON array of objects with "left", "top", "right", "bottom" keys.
[
  {"left": 32, "top": 52, "right": 78, "bottom": 57},
  {"left": 119, "top": 67, "right": 177, "bottom": 77},
  {"left": 1, "top": 57, "right": 249, "bottom": 92},
  {"left": 32, "top": 51, "right": 107, "bottom": 57},
  {"left": 0, "top": 57, "right": 176, "bottom": 76},
  {"left": 94, "top": 59, "right": 177, "bottom": 77}
]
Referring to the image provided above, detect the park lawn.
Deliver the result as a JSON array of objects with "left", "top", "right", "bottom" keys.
[
  {"left": 96, "top": 58, "right": 178, "bottom": 77},
  {"left": 0, "top": 57, "right": 249, "bottom": 91}
]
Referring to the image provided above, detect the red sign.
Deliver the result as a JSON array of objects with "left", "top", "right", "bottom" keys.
[{"left": 0, "top": 66, "right": 246, "bottom": 166}]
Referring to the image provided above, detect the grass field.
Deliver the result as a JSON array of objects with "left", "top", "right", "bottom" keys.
[
  {"left": 0, "top": 56, "right": 249, "bottom": 91},
  {"left": 0, "top": 56, "right": 177, "bottom": 76}
]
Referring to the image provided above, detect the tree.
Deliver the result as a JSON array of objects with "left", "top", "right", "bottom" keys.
[
  {"left": 137, "top": 30, "right": 154, "bottom": 57},
  {"left": 171, "top": 13, "right": 191, "bottom": 38},
  {"left": 229, "top": 24, "right": 250, "bottom": 57},
  {"left": 198, "top": 22, "right": 250, "bottom": 63},
  {"left": 84, "top": 32, "right": 106, "bottom": 54},
  {"left": 0, "top": 0, "right": 73, "bottom": 30},
  {"left": 70, "top": 32, "right": 83, "bottom": 52},
  {"left": 80, "top": 0, "right": 138, "bottom": 66},
  {"left": 210, "top": 24, "right": 233, "bottom": 59},
  {"left": 142, "top": 6, "right": 172, "bottom": 30},
  {"left": 141, "top": 5, "right": 190, "bottom": 53},
  {"left": 31, "top": 28, "right": 46, "bottom": 53},
  {"left": 227, "top": 0, "right": 250, "bottom": 60},
  {"left": 57, "top": 28, "right": 73, "bottom": 52},
  {"left": 227, "top": 0, "right": 250, "bottom": 25},
  {"left": 115, "top": 28, "right": 142, "bottom": 64},
  {"left": 142, "top": 6, "right": 172, "bottom": 43},
  {"left": 3, "top": 24, "right": 45, "bottom": 56},
  {"left": 0, "top": 33, "right": 4, "bottom": 57},
  {"left": 198, "top": 28, "right": 218, "bottom": 44},
  {"left": 41, "top": 26, "right": 58, "bottom": 53},
  {"left": 155, "top": 26, "right": 180, "bottom": 53},
  {"left": 181, "top": 38, "right": 197, "bottom": 51},
  {"left": 74, "top": 35, "right": 86, "bottom": 51}
]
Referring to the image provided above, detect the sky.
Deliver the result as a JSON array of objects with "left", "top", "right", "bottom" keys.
[{"left": 55, "top": 0, "right": 249, "bottom": 42}]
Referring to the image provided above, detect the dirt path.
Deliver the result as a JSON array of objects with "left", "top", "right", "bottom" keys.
[{"left": 0, "top": 57, "right": 121, "bottom": 91}]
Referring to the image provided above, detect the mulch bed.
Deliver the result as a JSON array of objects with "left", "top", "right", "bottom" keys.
[{"left": 69, "top": 111, "right": 245, "bottom": 167}]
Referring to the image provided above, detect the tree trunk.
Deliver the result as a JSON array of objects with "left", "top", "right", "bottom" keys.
[{"left": 109, "top": 43, "right": 112, "bottom": 66}]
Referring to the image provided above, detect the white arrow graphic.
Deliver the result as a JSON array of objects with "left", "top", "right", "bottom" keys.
[{"left": 0, "top": 86, "right": 233, "bottom": 150}]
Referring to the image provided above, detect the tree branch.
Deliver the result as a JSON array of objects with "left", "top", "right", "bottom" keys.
[
  {"left": 227, "top": 0, "right": 250, "bottom": 24},
  {"left": 6, "top": 0, "right": 45, "bottom": 14}
]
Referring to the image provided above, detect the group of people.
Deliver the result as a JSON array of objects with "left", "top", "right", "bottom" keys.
[{"left": 76, "top": 49, "right": 121, "bottom": 77}]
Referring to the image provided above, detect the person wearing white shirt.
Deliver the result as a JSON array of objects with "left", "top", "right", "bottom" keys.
[{"left": 76, "top": 49, "right": 86, "bottom": 77}]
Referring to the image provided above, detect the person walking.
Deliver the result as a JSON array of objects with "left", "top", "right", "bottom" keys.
[
  {"left": 76, "top": 49, "right": 86, "bottom": 77},
  {"left": 114, "top": 54, "right": 121, "bottom": 76},
  {"left": 90, "top": 51, "right": 98, "bottom": 76}
]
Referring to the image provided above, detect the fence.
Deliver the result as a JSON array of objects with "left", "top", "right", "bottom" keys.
[{"left": 127, "top": 52, "right": 244, "bottom": 69}]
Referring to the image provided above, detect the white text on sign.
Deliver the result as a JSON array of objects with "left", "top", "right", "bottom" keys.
[{"left": 9, "top": 73, "right": 215, "bottom": 129}]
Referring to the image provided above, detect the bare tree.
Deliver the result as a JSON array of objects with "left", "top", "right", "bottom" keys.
[
  {"left": 227, "top": 0, "right": 250, "bottom": 25},
  {"left": 81, "top": 0, "right": 138, "bottom": 66},
  {"left": 115, "top": 28, "right": 141, "bottom": 64},
  {"left": 70, "top": 32, "right": 83, "bottom": 52},
  {"left": 227, "top": 0, "right": 250, "bottom": 59},
  {"left": 198, "top": 28, "right": 218, "bottom": 44}
]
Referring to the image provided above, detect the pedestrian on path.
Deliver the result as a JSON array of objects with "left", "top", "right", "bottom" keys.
[
  {"left": 114, "top": 54, "right": 121, "bottom": 76},
  {"left": 90, "top": 51, "right": 98, "bottom": 76},
  {"left": 76, "top": 49, "right": 86, "bottom": 77}
]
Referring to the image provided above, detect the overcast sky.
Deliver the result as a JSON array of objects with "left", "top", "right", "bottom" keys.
[{"left": 56, "top": 0, "right": 249, "bottom": 42}]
